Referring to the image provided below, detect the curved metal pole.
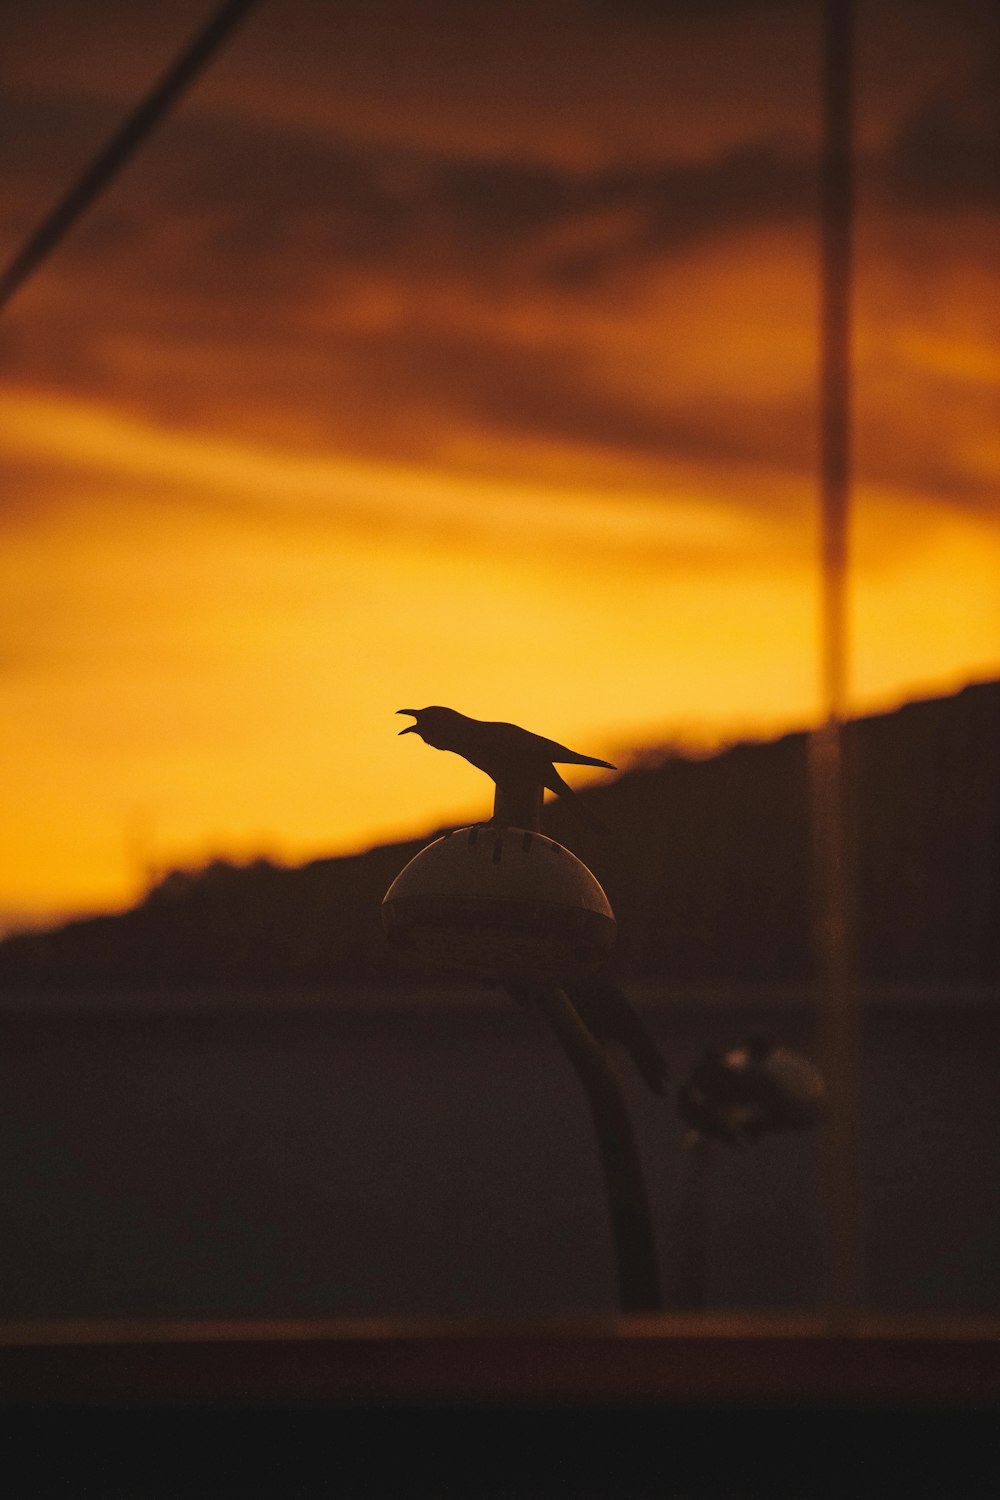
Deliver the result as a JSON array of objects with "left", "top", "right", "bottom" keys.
[
  {"left": 496, "top": 784, "right": 659, "bottom": 1310},
  {"left": 515, "top": 983, "right": 661, "bottom": 1313}
]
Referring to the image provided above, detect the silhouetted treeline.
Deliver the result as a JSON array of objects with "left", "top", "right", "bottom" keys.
[{"left": 2, "top": 680, "right": 997, "bottom": 991}]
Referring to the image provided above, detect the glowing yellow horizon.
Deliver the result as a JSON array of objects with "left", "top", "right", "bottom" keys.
[{"left": 4, "top": 385, "right": 999, "bottom": 930}]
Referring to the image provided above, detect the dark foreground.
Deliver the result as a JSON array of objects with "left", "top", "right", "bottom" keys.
[
  {"left": 3, "top": 1318, "right": 999, "bottom": 1498},
  {"left": 1, "top": 983, "right": 997, "bottom": 1321}
]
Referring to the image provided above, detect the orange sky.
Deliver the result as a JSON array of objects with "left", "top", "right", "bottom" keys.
[{"left": 1, "top": 0, "right": 998, "bottom": 929}]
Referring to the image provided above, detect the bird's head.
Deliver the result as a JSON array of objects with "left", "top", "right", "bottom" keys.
[{"left": 396, "top": 706, "right": 461, "bottom": 749}]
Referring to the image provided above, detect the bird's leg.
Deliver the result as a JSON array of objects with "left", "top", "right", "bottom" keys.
[{"left": 491, "top": 777, "right": 543, "bottom": 833}]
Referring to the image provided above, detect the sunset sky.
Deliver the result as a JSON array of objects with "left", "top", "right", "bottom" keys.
[{"left": 2, "top": 0, "right": 998, "bottom": 929}]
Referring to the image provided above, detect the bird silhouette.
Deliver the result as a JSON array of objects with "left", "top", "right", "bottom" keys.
[{"left": 397, "top": 706, "right": 614, "bottom": 831}]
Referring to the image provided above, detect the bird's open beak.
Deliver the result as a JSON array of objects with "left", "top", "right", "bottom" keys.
[{"left": 396, "top": 709, "right": 418, "bottom": 735}]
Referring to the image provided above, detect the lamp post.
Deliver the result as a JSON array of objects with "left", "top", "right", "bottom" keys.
[{"left": 382, "top": 778, "right": 660, "bottom": 1312}]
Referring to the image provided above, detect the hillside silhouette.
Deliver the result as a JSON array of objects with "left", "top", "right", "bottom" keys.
[{"left": 2, "top": 680, "right": 997, "bottom": 991}]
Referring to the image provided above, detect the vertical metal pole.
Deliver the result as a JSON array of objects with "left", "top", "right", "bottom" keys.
[
  {"left": 814, "top": 0, "right": 861, "bottom": 1323},
  {"left": 671, "top": 1135, "right": 714, "bottom": 1310},
  {"left": 820, "top": 0, "right": 853, "bottom": 724}
]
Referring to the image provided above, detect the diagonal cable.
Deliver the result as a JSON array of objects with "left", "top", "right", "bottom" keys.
[{"left": 0, "top": 0, "right": 263, "bottom": 313}]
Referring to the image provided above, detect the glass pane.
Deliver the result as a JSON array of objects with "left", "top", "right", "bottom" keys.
[{"left": 0, "top": 0, "right": 997, "bottom": 1336}]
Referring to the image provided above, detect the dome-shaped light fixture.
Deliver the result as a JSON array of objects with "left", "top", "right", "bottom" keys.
[{"left": 382, "top": 824, "right": 616, "bottom": 985}]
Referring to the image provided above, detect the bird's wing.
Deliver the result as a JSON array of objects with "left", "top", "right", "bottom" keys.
[
  {"left": 477, "top": 720, "right": 614, "bottom": 770},
  {"left": 503, "top": 725, "right": 614, "bottom": 770}
]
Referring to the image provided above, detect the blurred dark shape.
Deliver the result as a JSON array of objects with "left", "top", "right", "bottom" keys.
[
  {"left": 381, "top": 825, "right": 615, "bottom": 986},
  {"left": 677, "top": 1035, "right": 825, "bottom": 1144},
  {"left": 567, "top": 975, "right": 668, "bottom": 1095},
  {"left": 397, "top": 707, "right": 614, "bottom": 833}
]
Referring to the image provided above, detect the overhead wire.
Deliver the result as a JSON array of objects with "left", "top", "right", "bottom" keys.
[{"left": 0, "top": 0, "right": 263, "bottom": 313}]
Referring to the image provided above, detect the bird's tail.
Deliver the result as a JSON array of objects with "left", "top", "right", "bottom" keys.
[
  {"left": 545, "top": 767, "right": 608, "bottom": 834},
  {"left": 568, "top": 978, "right": 668, "bottom": 1095},
  {"left": 561, "top": 752, "right": 616, "bottom": 770}
]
